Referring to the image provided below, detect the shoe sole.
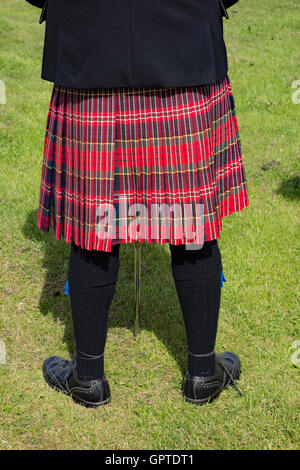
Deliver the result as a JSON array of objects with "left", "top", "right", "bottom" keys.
[
  {"left": 182, "top": 366, "right": 242, "bottom": 406},
  {"left": 183, "top": 389, "right": 222, "bottom": 406},
  {"left": 43, "top": 366, "right": 111, "bottom": 408}
]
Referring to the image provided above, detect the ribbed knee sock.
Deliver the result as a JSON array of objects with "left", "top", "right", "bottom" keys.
[
  {"left": 169, "top": 240, "right": 223, "bottom": 376},
  {"left": 67, "top": 242, "right": 120, "bottom": 380}
]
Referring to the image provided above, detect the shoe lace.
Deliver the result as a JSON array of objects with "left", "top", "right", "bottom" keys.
[
  {"left": 75, "top": 348, "right": 104, "bottom": 360},
  {"left": 219, "top": 359, "right": 242, "bottom": 396}
]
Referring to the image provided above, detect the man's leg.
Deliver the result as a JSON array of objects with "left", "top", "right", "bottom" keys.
[
  {"left": 67, "top": 242, "right": 120, "bottom": 380},
  {"left": 169, "top": 240, "right": 222, "bottom": 376}
]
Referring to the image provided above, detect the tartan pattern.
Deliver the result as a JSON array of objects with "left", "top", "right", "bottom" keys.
[{"left": 37, "top": 75, "right": 249, "bottom": 252}]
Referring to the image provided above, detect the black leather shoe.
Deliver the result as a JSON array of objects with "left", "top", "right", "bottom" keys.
[
  {"left": 182, "top": 352, "right": 242, "bottom": 405},
  {"left": 43, "top": 356, "right": 111, "bottom": 407}
]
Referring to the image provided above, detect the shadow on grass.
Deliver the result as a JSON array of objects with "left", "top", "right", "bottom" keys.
[
  {"left": 22, "top": 210, "right": 188, "bottom": 375},
  {"left": 276, "top": 175, "right": 300, "bottom": 201}
]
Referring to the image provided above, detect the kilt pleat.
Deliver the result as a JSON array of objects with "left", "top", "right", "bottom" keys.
[{"left": 37, "top": 75, "right": 249, "bottom": 252}]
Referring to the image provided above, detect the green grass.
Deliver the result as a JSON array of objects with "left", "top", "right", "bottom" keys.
[{"left": 0, "top": 0, "right": 299, "bottom": 450}]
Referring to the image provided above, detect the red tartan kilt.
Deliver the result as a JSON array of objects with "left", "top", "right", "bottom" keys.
[{"left": 37, "top": 75, "right": 249, "bottom": 252}]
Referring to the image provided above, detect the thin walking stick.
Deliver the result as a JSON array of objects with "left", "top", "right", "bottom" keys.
[{"left": 133, "top": 241, "right": 142, "bottom": 336}]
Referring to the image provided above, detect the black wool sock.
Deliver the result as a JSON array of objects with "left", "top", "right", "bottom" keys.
[
  {"left": 170, "top": 240, "right": 223, "bottom": 377},
  {"left": 68, "top": 242, "right": 120, "bottom": 380}
]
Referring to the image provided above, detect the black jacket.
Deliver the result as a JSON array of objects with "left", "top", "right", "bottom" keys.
[{"left": 25, "top": 0, "right": 239, "bottom": 89}]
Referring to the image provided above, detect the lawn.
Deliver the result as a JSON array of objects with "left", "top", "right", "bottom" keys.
[{"left": 0, "top": 0, "right": 299, "bottom": 450}]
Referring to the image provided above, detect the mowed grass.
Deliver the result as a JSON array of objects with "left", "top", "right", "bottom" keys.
[{"left": 0, "top": 0, "right": 299, "bottom": 450}]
